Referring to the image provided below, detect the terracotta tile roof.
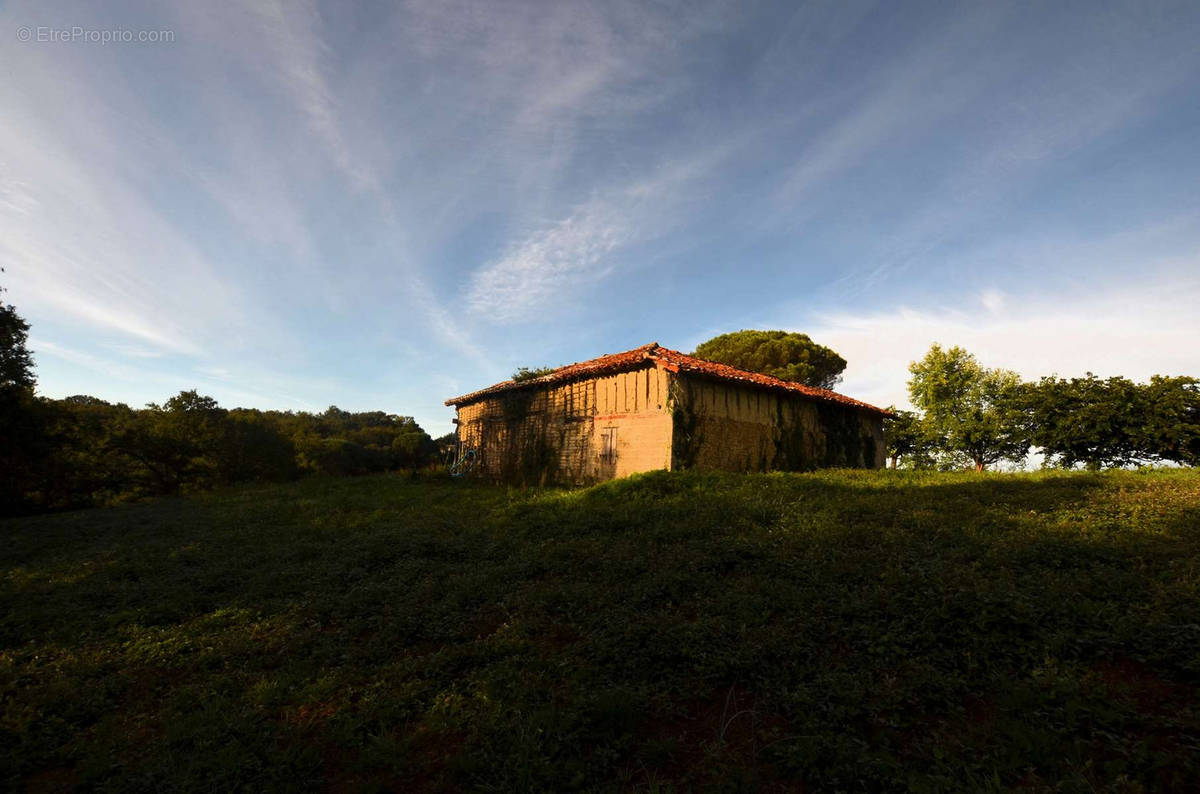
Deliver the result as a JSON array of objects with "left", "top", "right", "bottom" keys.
[{"left": 445, "top": 343, "right": 893, "bottom": 417}]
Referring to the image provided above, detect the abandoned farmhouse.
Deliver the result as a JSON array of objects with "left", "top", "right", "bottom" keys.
[{"left": 445, "top": 343, "right": 891, "bottom": 484}]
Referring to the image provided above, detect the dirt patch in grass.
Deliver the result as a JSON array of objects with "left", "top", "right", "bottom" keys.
[
  {"left": 1094, "top": 656, "right": 1192, "bottom": 717},
  {"left": 638, "top": 684, "right": 799, "bottom": 790}
]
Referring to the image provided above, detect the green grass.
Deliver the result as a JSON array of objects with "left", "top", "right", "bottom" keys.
[{"left": 3, "top": 469, "right": 1199, "bottom": 792}]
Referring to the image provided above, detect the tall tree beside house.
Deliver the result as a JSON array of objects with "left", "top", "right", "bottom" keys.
[
  {"left": 391, "top": 419, "right": 439, "bottom": 472},
  {"left": 692, "top": 330, "right": 847, "bottom": 390},
  {"left": 907, "top": 344, "right": 1028, "bottom": 471}
]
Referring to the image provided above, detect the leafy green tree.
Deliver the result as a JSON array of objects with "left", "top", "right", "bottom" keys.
[
  {"left": 1023, "top": 374, "right": 1200, "bottom": 469},
  {"left": 0, "top": 305, "right": 34, "bottom": 390},
  {"left": 293, "top": 407, "right": 436, "bottom": 475},
  {"left": 0, "top": 270, "right": 34, "bottom": 390},
  {"left": 1020, "top": 374, "right": 1144, "bottom": 470},
  {"left": 882, "top": 408, "right": 935, "bottom": 469},
  {"left": 693, "top": 330, "right": 847, "bottom": 389},
  {"left": 390, "top": 418, "right": 436, "bottom": 471},
  {"left": 1142, "top": 376, "right": 1200, "bottom": 466},
  {"left": 0, "top": 387, "right": 50, "bottom": 514},
  {"left": 42, "top": 396, "right": 140, "bottom": 508},
  {"left": 908, "top": 344, "right": 1027, "bottom": 471},
  {"left": 108, "top": 390, "right": 229, "bottom": 494},
  {"left": 219, "top": 409, "right": 298, "bottom": 483},
  {"left": 298, "top": 437, "right": 371, "bottom": 476}
]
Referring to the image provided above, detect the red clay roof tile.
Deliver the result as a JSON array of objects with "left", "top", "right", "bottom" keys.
[{"left": 445, "top": 342, "right": 892, "bottom": 417}]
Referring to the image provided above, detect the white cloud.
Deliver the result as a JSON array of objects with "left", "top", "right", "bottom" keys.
[
  {"left": 980, "top": 290, "right": 1005, "bottom": 315},
  {"left": 805, "top": 275, "right": 1200, "bottom": 411}
]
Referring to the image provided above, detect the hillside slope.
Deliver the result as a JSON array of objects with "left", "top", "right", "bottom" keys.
[{"left": 3, "top": 470, "right": 1199, "bottom": 791}]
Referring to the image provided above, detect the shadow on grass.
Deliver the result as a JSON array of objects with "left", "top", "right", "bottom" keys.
[{"left": 2, "top": 468, "right": 1198, "bottom": 791}]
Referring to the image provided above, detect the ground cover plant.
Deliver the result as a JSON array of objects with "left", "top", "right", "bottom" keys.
[{"left": 2, "top": 469, "right": 1199, "bottom": 791}]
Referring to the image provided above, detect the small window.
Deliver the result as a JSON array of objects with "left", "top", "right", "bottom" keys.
[{"left": 600, "top": 427, "right": 618, "bottom": 462}]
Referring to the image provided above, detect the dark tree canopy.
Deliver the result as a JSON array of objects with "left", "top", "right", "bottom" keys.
[
  {"left": 4, "top": 384, "right": 441, "bottom": 515},
  {"left": 1143, "top": 375, "right": 1200, "bottom": 466},
  {"left": 1, "top": 301, "right": 35, "bottom": 391},
  {"left": 882, "top": 408, "right": 934, "bottom": 469},
  {"left": 692, "top": 330, "right": 847, "bottom": 390},
  {"left": 0, "top": 288, "right": 42, "bottom": 513}
]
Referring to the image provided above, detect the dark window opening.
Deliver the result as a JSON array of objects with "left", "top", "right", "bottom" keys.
[{"left": 600, "top": 427, "right": 618, "bottom": 462}]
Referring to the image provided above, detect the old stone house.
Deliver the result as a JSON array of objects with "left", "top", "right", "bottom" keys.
[{"left": 445, "top": 343, "right": 891, "bottom": 484}]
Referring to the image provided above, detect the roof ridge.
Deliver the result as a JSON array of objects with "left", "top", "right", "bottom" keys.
[{"left": 445, "top": 342, "right": 892, "bottom": 417}]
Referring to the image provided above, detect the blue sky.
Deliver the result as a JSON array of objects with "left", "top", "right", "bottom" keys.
[{"left": 3, "top": 0, "right": 1199, "bottom": 435}]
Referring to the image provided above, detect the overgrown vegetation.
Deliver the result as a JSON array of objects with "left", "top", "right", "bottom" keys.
[
  {"left": 511, "top": 366, "right": 557, "bottom": 382},
  {"left": 4, "top": 469, "right": 1199, "bottom": 791}
]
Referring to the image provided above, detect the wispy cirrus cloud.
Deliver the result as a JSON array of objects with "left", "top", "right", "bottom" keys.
[
  {"left": 466, "top": 201, "right": 626, "bottom": 323},
  {"left": 848, "top": 19, "right": 1200, "bottom": 293},
  {"left": 771, "top": 5, "right": 1011, "bottom": 212},
  {"left": 171, "top": 0, "right": 379, "bottom": 194},
  {"left": 0, "top": 81, "right": 233, "bottom": 358},
  {"left": 462, "top": 132, "right": 750, "bottom": 324}
]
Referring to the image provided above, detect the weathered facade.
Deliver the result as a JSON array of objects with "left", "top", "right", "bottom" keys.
[{"left": 445, "top": 343, "right": 889, "bottom": 484}]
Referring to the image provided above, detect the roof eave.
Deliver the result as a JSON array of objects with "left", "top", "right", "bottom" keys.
[
  {"left": 668, "top": 368, "right": 892, "bottom": 418},
  {"left": 443, "top": 343, "right": 893, "bottom": 418},
  {"left": 445, "top": 354, "right": 662, "bottom": 407}
]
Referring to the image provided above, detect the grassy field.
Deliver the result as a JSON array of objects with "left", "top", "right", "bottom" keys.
[{"left": 2, "top": 469, "right": 1199, "bottom": 792}]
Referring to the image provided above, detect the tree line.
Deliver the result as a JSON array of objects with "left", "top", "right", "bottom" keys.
[
  {"left": 6, "top": 294, "right": 1197, "bottom": 515},
  {"left": 887, "top": 344, "right": 1200, "bottom": 471},
  {"left": 1, "top": 290, "right": 440, "bottom": 516}
]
